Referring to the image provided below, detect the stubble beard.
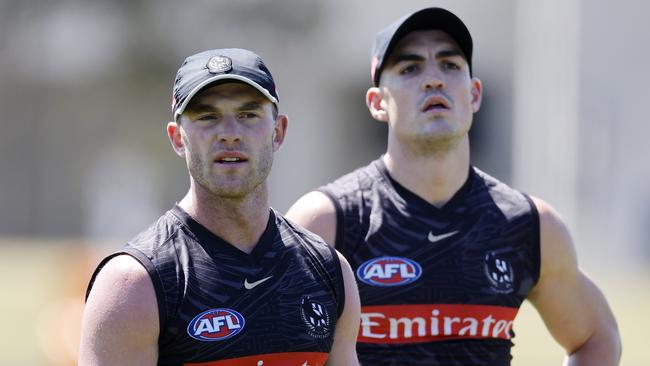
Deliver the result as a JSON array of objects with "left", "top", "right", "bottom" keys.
[
  {"left": 414, "top": 135, "right": 461, "bottom": 156},
  {"left": 394, "top": 124, "right": 465, "bottom": 157},
  {"left": 188, "top": 144, "right": 274, "bottom": 201}
]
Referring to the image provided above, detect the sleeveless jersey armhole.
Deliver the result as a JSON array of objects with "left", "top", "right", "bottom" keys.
[
  {"left": 522, "top": 193, "right": 541, "bottom": 286},
  {"left": 327, "top": 244, "right": 346, "bottom": 318},
  {"left": 299, "top": 235, "right": 347, "bottom": 319},
  {"left": 317, "top": 187, "right": 345, "bottom": 250},
  {"left": 85, "top": 248, "right": 168, "bottom": 337}
]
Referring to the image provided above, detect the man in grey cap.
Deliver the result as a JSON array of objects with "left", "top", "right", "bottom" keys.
[
  {"left": 287, "top": 7, "right": 621, "bottom": 366},
  {"left": 79, "top": 48, "right": 360, "bottom": 365}
]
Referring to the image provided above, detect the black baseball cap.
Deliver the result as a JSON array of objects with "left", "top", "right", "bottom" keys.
[
  {"left": 370, "top": 7, "right": 473, "bottom": 86},
  {"left": 171, "top": 48, "right": 279, "bottom": 119}
]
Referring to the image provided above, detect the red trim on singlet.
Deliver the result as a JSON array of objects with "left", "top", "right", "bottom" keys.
[
  {"left": 185, "top": 352, "right": 329, "bottom": 365},
  {"left": 358, "top": 304, "right": 519, "bottom": 344}
]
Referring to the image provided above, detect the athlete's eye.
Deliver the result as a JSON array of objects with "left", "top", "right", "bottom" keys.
[
  {"left": 439, "top": 56, "right": 465, "bottom": 71},
  {"left": 237, "top": 112, "right": 259, "bottom": 119},
  {"left": 442, "top": 61, "right": 461, "bottom": 70},
  {"left": 399, "top": 64, "right": 419, "bottom": 75},
  {"left": 196, "top": 114, "right": 219, "bottom": 122}
]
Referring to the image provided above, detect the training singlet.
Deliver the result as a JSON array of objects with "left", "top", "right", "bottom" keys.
[
  {"left": 86, "top": 205, "right": 345, "bottom": 366},
  {"left": 319, "top": 158, "right": 540, "bottom": 366}
]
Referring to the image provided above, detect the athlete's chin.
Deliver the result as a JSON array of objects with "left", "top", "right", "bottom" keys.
[
  {"left": 399, "top": 132, "right": 465, "bottom": 155},
  {"left": 413, "top": 126, "right": 458, "bottom": 141},
  {"left": 208, "top": 185, "right": 255, "bottom": 199},
  {"left": 422, "top": 124, "right": 469, "bottom": 141},
  {"left": 192, "top": 175, "right": 252, "bottom": 198}
]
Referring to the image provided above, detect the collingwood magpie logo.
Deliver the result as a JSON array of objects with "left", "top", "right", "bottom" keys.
[
  {"left": 484, "top": 251, "right": 515, "bottom": 293},
  {"left": 207, "top": 55, "right": 232, "bottom": 74},
  {"left": 300, "top": 296, "right": 330, "bottom": 339}
]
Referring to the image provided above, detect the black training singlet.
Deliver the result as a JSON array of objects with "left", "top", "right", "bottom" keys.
[
  {"left": 319, "top": 158, "right": 540, "bottom": 366},
  {"left": 86, "top": 206, "right": 345, "bottom": 366}
]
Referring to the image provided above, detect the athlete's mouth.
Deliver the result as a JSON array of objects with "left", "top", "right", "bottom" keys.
[
  {"left": 214, "top": 152, "right": 248, "bottom": 164},
  {"left": 421, "top": 95, "right": 450, "bottom": 112},
  {"left": 217, "top": 157, "right": 246, "bottom": 163}
]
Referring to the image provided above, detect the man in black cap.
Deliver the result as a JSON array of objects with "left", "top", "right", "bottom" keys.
[
  {"left": 79, "top": 48, "right": 360, "bottom": 365},
  {"left": 287, "top": 8, "right": 621, "bottom": 365}
]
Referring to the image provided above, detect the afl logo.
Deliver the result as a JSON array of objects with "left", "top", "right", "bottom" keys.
[
  {"left": 357, "top": 256, "right": 422, "bottom": 287},
  {"left": 187, "top": 308, "right": 245, "bottom": 341},
  {"left": 484, "top": 252, "right": 515, "bottom": 294}
]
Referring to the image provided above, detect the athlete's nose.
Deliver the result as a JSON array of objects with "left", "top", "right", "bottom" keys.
[
  {"left": 216, "top": 115, "right": 241, "bottom": 144},
  {"left": 421, "top": 64, "right": 445, "bottom": 91}
]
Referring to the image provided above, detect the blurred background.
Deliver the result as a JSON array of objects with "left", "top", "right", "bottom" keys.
[{"left": 0, "top": 0, "right": 648, "bottom": 364}]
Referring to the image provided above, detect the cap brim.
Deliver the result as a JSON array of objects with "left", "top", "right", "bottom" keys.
[{"left": 174, "top": 74, "right": 278, "bottom": 119}]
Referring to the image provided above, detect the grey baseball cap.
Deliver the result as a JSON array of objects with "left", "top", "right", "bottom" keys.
[
  {"left": 171, "top": 48, "right": 279, "bottom": 119},
  {"left": 370, "top": 7, "right": 473, "bottom": 86}
]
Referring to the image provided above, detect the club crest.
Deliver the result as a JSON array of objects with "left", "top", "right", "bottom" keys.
[
  {"left": 207, "top": 55, "right": 232, "bottom": 74},
  {"left": 484, "top": 252, "right": 515, "bottom": 294},
  {"left": 300, "top": 296, "right": 331, "bottom": 339}
]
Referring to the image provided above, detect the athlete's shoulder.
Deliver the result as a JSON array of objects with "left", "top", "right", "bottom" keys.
[
  {"left": 472, "top": 166, "right": 516, "bottom": 190},
  {"left": 126, "top": 206, "right": 188, "bottom": 256},
  {"left": 80, "top": 253, "right": 159, "bottom": 365},
  {"left": 321, "top": 158, "right": 383, "bottom": 198},
  {"left": 472, "top": 166, "right": 533, "bottom": 214},
  {"left": 276, "top": 210, "right": 331, "bottom": 249}
]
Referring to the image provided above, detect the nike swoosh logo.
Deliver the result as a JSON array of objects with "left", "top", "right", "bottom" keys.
[
  {"left": 244, "top": 276, "right": 273, "bottom": 290},
  {"left": 427, "top": 230, "right": 459, "bottom": 243}
]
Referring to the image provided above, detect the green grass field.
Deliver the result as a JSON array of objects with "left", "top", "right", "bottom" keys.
[{"left": 1, "top": 241, "right": 647, "bottom": 365}]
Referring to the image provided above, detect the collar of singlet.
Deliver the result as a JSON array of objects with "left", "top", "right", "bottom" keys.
[
  {"left": 374, "top": 157, "right": 476, "bottom": 213},
  {"left": 169, "top": 204, "right": 279, "bottom": 262}
]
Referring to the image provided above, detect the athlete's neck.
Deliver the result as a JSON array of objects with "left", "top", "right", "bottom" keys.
[
  {"left": 384, "top": 136, "right": 470, "bottom": 207},
  {"left": 178, "top": 181, "right": 270, "bottom": 254}
]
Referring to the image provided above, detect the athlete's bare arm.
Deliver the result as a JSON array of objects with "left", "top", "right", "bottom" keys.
[
  {"left": 527, "top": 197, "right": 621, "bottom": 365},
  {"left": 286, "top": 191, "right": 337, "bottom": 246},
  {"left": 79, "top": 255, "right": 159, "bottom": 366},
  {"left": 326, "top": 252, "right": 361, "bottom": 366}
]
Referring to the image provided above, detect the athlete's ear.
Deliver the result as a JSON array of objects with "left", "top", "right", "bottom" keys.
[
  {"left": 272, "top": 114, "right": 288, "bottom": 152},
  {"left": 366, "top": 87, "right": 388, "bottom": 123},
  {"left": 470, "top": 77, "right": 483, "bottom": 113},
  {"left": 167, "top": 121, "right": 185, "bottom": 157}
]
